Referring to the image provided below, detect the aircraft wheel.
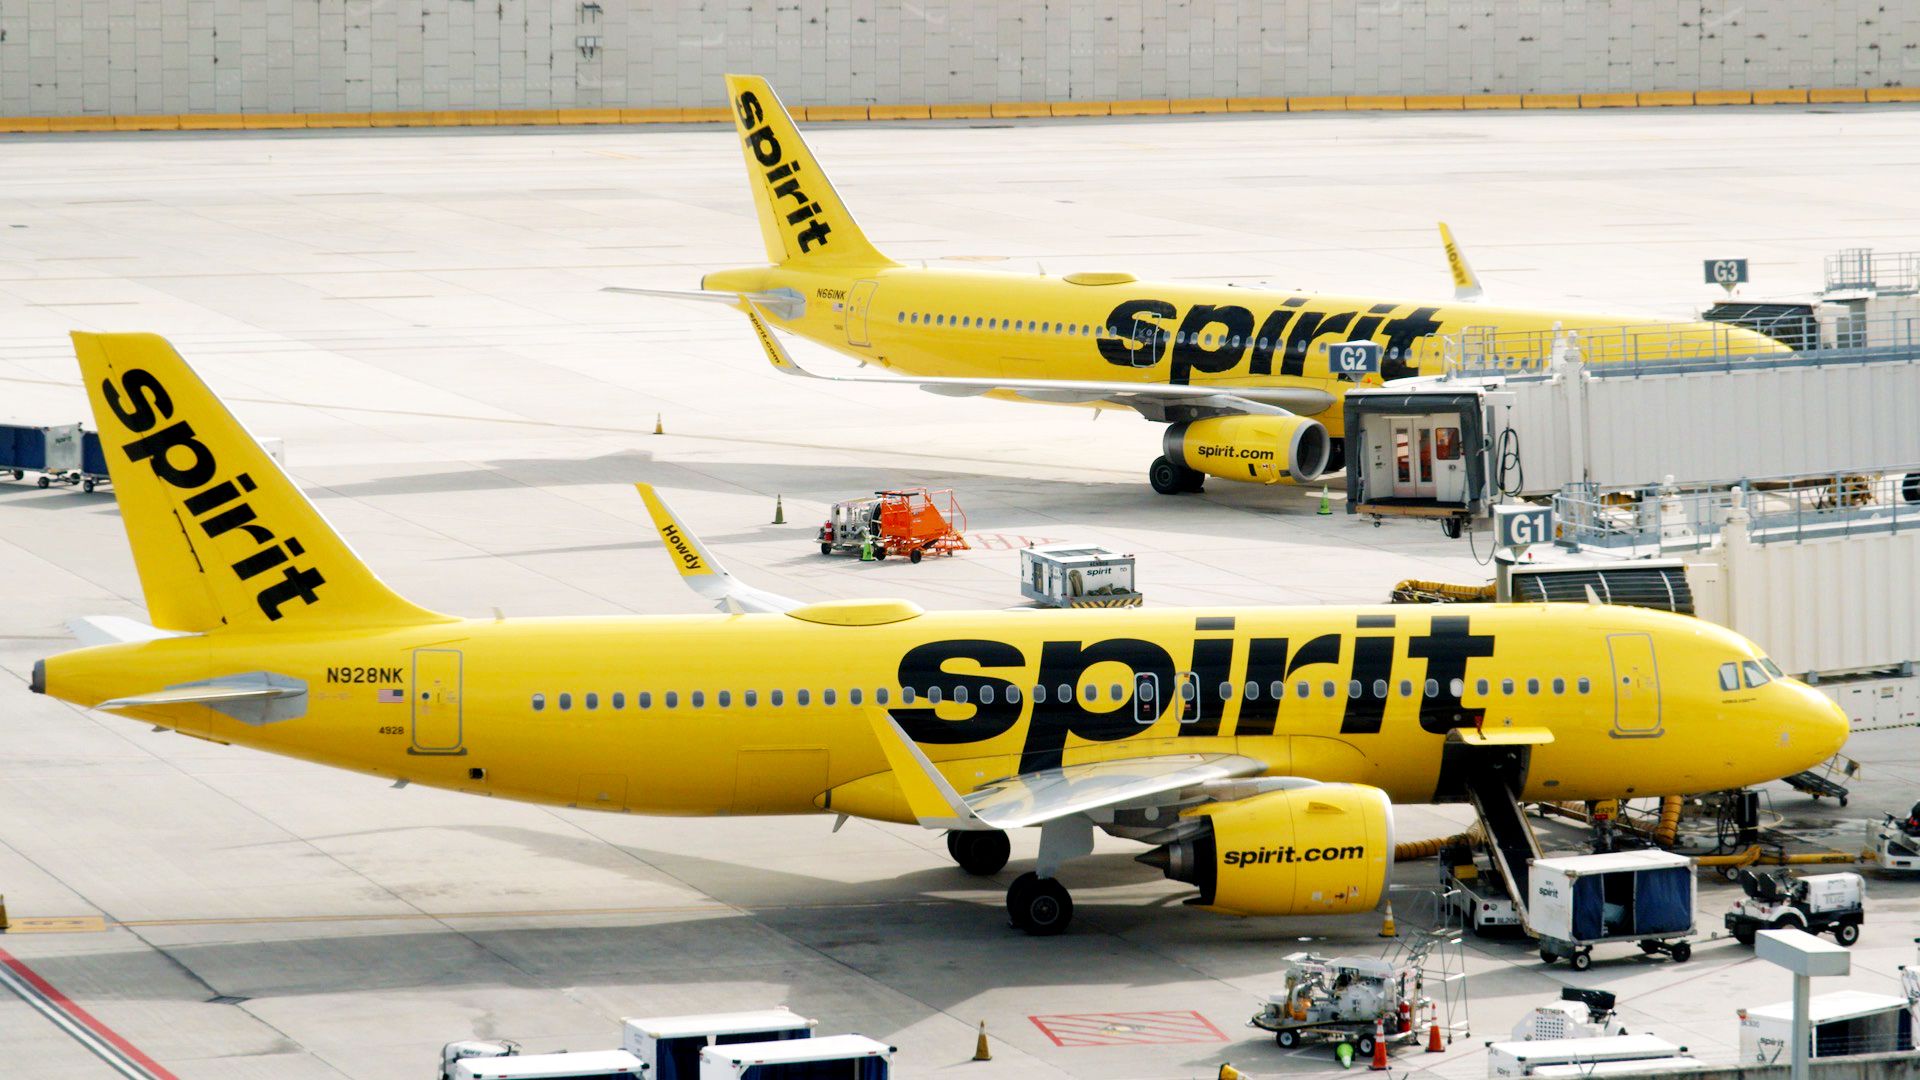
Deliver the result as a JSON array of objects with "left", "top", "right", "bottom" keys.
[
  {"left": 1276, "top": 1030, "right": 1299, "bottom": 1049},
  {"left": 1570, "top": 950, "right": 1593, "bottom": 972},
  {"left": 1148, "top": 456, "right": 1188, "bottom": 495},
  {"left": 947, "top": 830, "right": 1009, "bottom": 876},
  {"left": 1007, "top": 872, "right": 1073, "bottom": 936},
  {"left": 908, "top": 548, "right": 923, "bottom": 564},
  {"left": 1835, "top": 923, "right": 1860, "bottom": 946}
]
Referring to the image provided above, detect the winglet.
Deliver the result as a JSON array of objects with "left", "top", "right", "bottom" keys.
[
  {"left": 865, "top": 712, "right": 994, "bottom": 831},
  {"left": 1439, "top": 222, "right": 1484, "bottom": 302},
  {"left": 634, "top": 483, "right": 801, "bottom": 614},
  {"left": 745, "top": 304, "right": 812, "bottom": 377}
]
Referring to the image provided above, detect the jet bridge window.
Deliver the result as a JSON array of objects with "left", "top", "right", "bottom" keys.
[
  {"left": 1743, "top": 661, "right": 1772, "bottom": 688},
  {"left": 1719, "top": 663, "right": 1741, "bottom": 692}
]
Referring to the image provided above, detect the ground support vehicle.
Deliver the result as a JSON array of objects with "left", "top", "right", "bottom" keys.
[
  {"left": 1019, "top": 544, "right": 1142, "bottom": 607},
  {"left": 1529, "top": 850, "right": 1696, "bottom": 971},
  {"left": 1443, "top": 844, "right": 1522, "bottom": 936},
  {"left": 624, "top": 1009, "right": 815, "bottom": 1080},
  {"left": 697, "top": 1034, "right": 891, "bottom": 1079},
  {"left": 1249, "top": 953, "right": 1429, "bottom": 1057},
  {"left": 1510, "top": 990, "right": 1629, "bottom": 1041},
  {"left": 1871, "top": 808, "right": 1920, "bottom": 872},
  {"left": 1725, "top": 870, "right": 1864, "bottom": 946},
  {"left": 817, "top": 488, "right": 968, "bottom": 563}
]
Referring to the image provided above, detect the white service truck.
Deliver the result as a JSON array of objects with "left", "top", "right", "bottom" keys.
[
  {"left": 696, "top": 1034, "right": 892, "bottom": 1080},
  {"left": 1739, "top": 990, "right": 1915, "bottom": 1062},
  {"left": 1725, "top": 870, "right": 1864, "bottom": 946},
  {"left": 449, "top": 1050, "right": 647, "bottom": 1080},
  {"left": 622, "top": 1009, "right": 815, "bottom": 1080},
  {"left": 1487, "top": 1034, "right": 1692, "bottom": 1079}
]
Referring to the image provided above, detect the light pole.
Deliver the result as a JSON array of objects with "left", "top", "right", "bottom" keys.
[{"left": 1756, "top": 928, "right": 1852, "bottom": 1080}]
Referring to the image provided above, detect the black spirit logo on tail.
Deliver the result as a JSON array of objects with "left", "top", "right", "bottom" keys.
[
  {"left": 103, "top": 367, "right": 326, "bottom": 620},
  {"left": 735, "top": 91, "right": 832, "bottom": 254}
]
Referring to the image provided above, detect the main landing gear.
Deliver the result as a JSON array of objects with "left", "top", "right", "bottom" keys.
[
  {"left": 1149, "top": 455, "right": 1205, "bottom": 496},
  {"left": 944, "top": 829, "right": 1075, "bottom": 935}
]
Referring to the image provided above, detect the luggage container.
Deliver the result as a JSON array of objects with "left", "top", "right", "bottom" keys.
[
  {"left": 696, "top": 1034, "right": 891, "bottom": 1080},
  {"left": 1528, "top": 850, "right": 1696, "bottom": 970},
  {"left": 0, "top": 422, "right": 83, "bottom": 488},
  {"left": 622, "top": 1009, "right": 815, "bottom": 1080},
  {"left": 1019, "top": 544, "right": 1142, "bottom": 608},
  {"left": 1738, "top": 990, "right": 1915, "bottom": 1062},
  {"left": 450, "top": 1049, "right": 647, "bottom": 1079},
  {"left": 1487, "top": 1034, "right": 1690, "bottom": 1078}
]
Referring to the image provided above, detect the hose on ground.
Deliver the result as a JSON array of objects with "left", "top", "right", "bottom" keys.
[{"left": 1395, "top": 823, "right": 1486, "bottom": 861}]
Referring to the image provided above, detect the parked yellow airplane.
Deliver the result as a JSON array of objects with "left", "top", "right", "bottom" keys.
[
  {"left": 36, "top": 332, "right": 1843, "bottom": 933},
  {"left": 614, "top": 74, "right": 1785, "bottom": 495}
]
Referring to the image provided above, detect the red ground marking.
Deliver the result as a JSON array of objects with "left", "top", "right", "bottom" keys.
[
  {"left": 0, "top": 942, "right": 182, "bottom": 1080},
  {"left": 1028, "top": 1010, "right": 1230, "bottom": 1048}
]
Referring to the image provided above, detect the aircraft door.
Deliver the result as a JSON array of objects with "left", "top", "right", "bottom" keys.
[
  {"left": 845, "top": 279, "right": 877, "bottom": 347},
  {"left": 411, "top": 648, "right": 464, "bottom": 754},
  {"left": 1606, "top": 633, "right": 1663, "bottom": 737},
  {"left": 1134, "top": 671, "right": 1160, "bottom": 724}
]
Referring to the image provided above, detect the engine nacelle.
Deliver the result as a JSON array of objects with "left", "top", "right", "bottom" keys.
[
  {"left": 1165, "top": 414, "right": 1330, "bottom": 485},
  {"left": 1137, "top": 784, "right": 1393, "bottom": 916}
]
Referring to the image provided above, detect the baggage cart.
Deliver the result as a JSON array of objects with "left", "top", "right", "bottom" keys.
[
  {"left": 0, "top": 422, "right": 84, "bottom": 489},
  {"left": 623, "top": 1009, "right": 814, "bottom": 1080},
  {"left": 1019, "top": 544, "right": 1142, "bottom": 608},
  {"left": 1739, "top": 990, "right": 1915, "bottom": 1062},
  {"left": 697, "top": 1033, "right": 891, "bottom": 1080},
  {"left": 1528, "top": 850, "right": 1696, "bottom": 971},
  {"left": 1487, "top": 1034, "right": 1691, "bottom": 1079}
]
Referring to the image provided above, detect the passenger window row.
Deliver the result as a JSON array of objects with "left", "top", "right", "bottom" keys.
[
  {"left": 529, "top": 674, "right": 1593, "bottom": 712},
  {"left": 891, "top": 311, "right": 1422, "bottom": 359}
]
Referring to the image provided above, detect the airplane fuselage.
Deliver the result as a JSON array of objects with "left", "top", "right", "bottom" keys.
[{"left": 41, "top": 602, "right": 1844, "bottom": 822}]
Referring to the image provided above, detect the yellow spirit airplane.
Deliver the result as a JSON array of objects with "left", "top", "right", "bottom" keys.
[
  {"left": 615, "top": 75, "right": 1786, "bottom": 496},
  {"left": 36, "top": 332, "right": 1843, "bottom": 934}
]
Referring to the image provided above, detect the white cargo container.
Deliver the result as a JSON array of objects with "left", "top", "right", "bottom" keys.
[
  {"left": 1529, "top": 850, "right": 1696, "bottom": 970},
  {"left": 1738, "top": 990, "right": 1916, "bottom": 1063},
  {"left": 622, "top": 1009, "right": 815, "bottom": 1080},
  {"left": 697, "top": 1034, "right": 892, "bottom": 1080},
  {"left": 1019, "top": 544, "right": 1142, "bottom": 607},
  {"left": 451, "top": 1049, "right": 647, "bottom": 1079},
  {"left": 1487, "top": 1034, "right": 1690, "bottom": 1078}
]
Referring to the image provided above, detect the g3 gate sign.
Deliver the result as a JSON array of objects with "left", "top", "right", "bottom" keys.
[
  {"left": 1495, "top": 505, "right": 1554, "bottom": 550},
  {"left": 1704, "top": 259, "right": 1749, "bottom": 287}
]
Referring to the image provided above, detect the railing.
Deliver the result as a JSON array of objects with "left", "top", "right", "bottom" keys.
[
  {"left": 1825, "top": 247, "right": 1920, "bottom": 296},
  {"left": 1554, "top": 468, "right": 1920, "bottom": 551},
  {"left": 1441, "top": 310, "right": 1920, "bottom": 378}
]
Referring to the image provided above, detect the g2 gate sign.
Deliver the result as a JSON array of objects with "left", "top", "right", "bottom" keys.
[{"left": 1328, "top": 340, "right": 1383, "bottom": 375}]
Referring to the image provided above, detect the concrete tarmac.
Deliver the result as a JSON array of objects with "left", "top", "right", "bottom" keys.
[{"left": 1, "top": 104, "right": 1917, "bottom": 1079}]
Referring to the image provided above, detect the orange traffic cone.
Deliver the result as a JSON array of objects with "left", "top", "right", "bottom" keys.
[
  {"left": 1369, "top": 1017, "right": 1389, "bottom": 1071},
  {"left": 1427, "top": 1015, "right": 1445, "bottom": 1053},
  {"left": 1378, "top": 900, "right": 1398, "bottom": 938},
  {"left": 973, "top": 1020, "right": 991, "bottom": 1062}
]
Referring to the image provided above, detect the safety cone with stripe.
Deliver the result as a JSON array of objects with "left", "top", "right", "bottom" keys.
[
  {"left": 1378, "top": 900, "right": 1397, "bottom": 937},
  {"left": 1427, "top": 1012, "right": 1446, "bottom": 1053},
  {"left": 1369, "top": 1017, "right": 1389, "bottom": 1071},
  {"left": 1318, "top": 486, "right": 1333, "bottom": 515},
  {"left": 1217, "top": 1064, "right": 1243, "bottom": 1080},
  {"left": 772, "top": 495, "right": 785, "bottom": 524},
  {"left": 653, "top": 413, "right": 664, "bottom": 435},
  {"left": 973, "top": 1020, "right": 991, "bottom": 1062}
]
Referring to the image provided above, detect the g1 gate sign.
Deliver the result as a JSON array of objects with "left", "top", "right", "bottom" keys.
[{"left": 1496, "top": 505, "right": 1554, "bottom": 550}]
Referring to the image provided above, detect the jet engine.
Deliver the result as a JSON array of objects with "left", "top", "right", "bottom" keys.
[
  {"left": 1165, "top": 414, "right": 1331, "bottom": 485},
  {"left": 1136, "top": 783, "right": 1393, "bottom": 916}
]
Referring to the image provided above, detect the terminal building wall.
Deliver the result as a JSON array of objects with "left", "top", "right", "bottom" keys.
[{"left": 0, "top": 1, "right": 1916, "bottom": 118}]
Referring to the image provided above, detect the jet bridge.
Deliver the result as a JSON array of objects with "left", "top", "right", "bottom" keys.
[{"left": 1344, "top": 306, "right": 1920, "bottom": 533}]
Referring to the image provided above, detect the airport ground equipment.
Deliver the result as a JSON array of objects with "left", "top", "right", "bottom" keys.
[
  {"left": 1528, "top": 850, "right": 1696, "bottom": 970},
  {"left": 1869, "top": 808, "right": 1920, "bottom": 872},
  {"left": 1249, "top": 953, "right": 1429, "bottom": 1056},
  {"left": 450, "top": 1049, "right": 646, "bottom": 1080},
  {"left": 1510, "top": 990, "right": 1627, "bottom": 1041},
  {"left": 1019, "top": 544, "right": 1142, "bottom": 608},
  {"left": 1726, "top": 871, "right": 1865, "bottom": 946},
  {"left": 1442, "top": 844, "right": 1521, "bottom": 936},
  {"left": 1738, "top": 990, "right": 1916, "bottom": 1062},
  {"left": 623, "top": 1010, "right": 814, "bottom": 1080},
  {"left": 443, "top": 1040, "right": 520, "bottom": 1078},
  {"left": 696, "top": 1034, "right": 891, "bottom": 1080},
  {"left": 816, "top": 488, "right": 967, "bottom": 563},
  {"left": 0, "top": 421, "right": 82, "bottom": 489},
  {"left": 1486, "top": 1035, "right": 1693, "bottom": 1079},
  {"left": 1783, "top": 755, "right": 1858, "bottom": 806}
]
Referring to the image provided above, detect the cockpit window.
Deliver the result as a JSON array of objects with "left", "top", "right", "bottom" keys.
[
  {"left": 1718, "top": 662, "right": 1740, "bottom": 692},
  {"left": 1743, "top": 661, "right": 1771, "bottom": 688},
  {"left": 1760, "top": 658, "right": 1784, "bottom": 679}
]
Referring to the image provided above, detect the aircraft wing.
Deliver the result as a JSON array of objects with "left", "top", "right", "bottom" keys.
[
  {"left": 739, "top": 304, "right": 1336, "bottom": 420},
  {"left": 634, "top": 483, "right": 803, "bottom": 614},
  {"left": 866, "top": 712, "right": 1264, "bottom": 831}
]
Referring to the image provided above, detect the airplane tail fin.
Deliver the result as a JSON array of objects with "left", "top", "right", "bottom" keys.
[
  {"left": 72, "top": 332, "right": 451, "bottom": 634},
  {"left": 723, "top": 73, "right": 893, "bottom": 269},
  {"left": 1439, "top": 222, "right": 1484, "bottom": 302}
]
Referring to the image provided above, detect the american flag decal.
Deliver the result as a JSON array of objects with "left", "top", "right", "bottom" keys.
[{"left": 377, "top": 688, "right": 404, "bottom": 703}]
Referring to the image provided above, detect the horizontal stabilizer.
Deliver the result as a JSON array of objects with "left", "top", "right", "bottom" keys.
[
  {"left": 603, "top": 286, "right": 805, "bottom": 320},
  {"left": 68, "top": 616, "right": 188, "bottom": 648},
  {"left": 96, "top": 671, "right": 309, "bottom": 726}
]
